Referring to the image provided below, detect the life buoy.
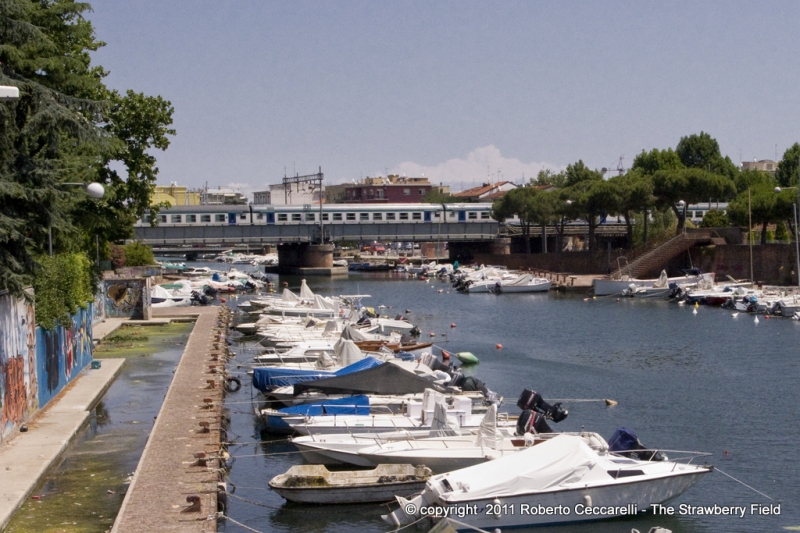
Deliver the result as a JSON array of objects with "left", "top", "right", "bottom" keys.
[{"left": 224, "top": 376, "right": 241, "bottom": 393}]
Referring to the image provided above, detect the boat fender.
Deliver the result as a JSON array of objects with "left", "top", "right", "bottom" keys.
[{"left": 224, "top": 376, "right": 241, "bottom": 393}]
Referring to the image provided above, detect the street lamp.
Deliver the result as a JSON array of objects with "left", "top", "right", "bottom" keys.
[
  {"left": 677, "top": 200, "right": 687, "bottom": 234},
  {"left": 774, "top": 186, "right": 800, "bottom": 288},
  {"left": 49, "top": 182, "right": 106, "bottom": 255}
]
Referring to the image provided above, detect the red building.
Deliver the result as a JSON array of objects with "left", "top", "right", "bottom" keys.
[{"left": 343, "top": 175, "right": 434, "bottom": 203}]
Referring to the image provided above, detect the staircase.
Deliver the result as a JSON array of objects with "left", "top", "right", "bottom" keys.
[{"left": 609, "top": 230, "right": 718, "bottom": 279}]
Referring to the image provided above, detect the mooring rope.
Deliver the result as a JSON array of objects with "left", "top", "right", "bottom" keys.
[{"left": 714, "top": 466, "right": 775, "bottom": 501}]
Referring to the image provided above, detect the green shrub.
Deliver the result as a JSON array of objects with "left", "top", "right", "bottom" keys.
[
  {"left": 33, "top": 253, "right": 94, "bottom": 330},
  {"left": 110, "top": 245, "right": 126, "bottom": 269},
  {"left": 123, "top": 242, "right": 156, "bottom": 266}
]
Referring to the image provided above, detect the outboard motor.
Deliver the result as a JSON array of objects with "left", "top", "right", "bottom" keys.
[
  {"left": 608, "top": 428, "right": 667, "bottom": 461},
  {"left": 191, "top": 291, "right": 210, "bottom": 306},
  {"left": 409, "top": 326, "right": 421, "bottom": 337},
  {"left": 515, "top": 409, "right": 552, "bottom": 435},
  {"left": 516, "top": 389, "right": 568, "bottom": 422},
  {"left": 203, "top": 286, "right": 218, "bottom": 298}
]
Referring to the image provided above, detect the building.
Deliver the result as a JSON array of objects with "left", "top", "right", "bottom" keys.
[
  {"left": 252, "top": 190, "right": 271, "bottom": 205},
  {"left": 267, "top": 183, "right": 323, "bottom": 206},
  {"left": 153, "top": 183, "right": 201, "bottom": 206},
  {"left": 741, "top": 159, "right": 778, "bottom": 174},
  {"left": 200, "top": 187, "right": 247, "bottom": 205},
  {"left": 333, "top": 175, "right": 434, "bottom": 204},
  {"left": 452, "top": 181, "right": 517, "bottom": 202}
]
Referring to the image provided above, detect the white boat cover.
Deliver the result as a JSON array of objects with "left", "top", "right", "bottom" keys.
[
  {"left": 323, "top": 320, "right": 339, "bottom": 334},
  {"left": 282, "top": 289, "right": 299, "bottom": 302},
  {"left": 299, "top": 279, "right": 315, "bottom": 300},
  {"left": 436, "top": 435, "right": 599, "bottom": 502},
  {"left": 152, "top": 285, "right": 174, "bottom": 299},
  {"left": 313, "top": 294, "right": 336, "bottom": 310},
  {"left": 502, "top": 274, "right": 532, "bottom": 287},
  {"left": 653, "top": 270, "right": 669, "bottom": 288},
  {"left": 334, "top": 339, "right": 365, "bottom": 367},
  {"left": 473, "top": 404, "right": 503, "bottom": 450},
  {"left": 429, "top": 401, "right": 460, "bottom": 437},
  {"left": 340, "top": 325, "right": 370, "bottom": 342}
]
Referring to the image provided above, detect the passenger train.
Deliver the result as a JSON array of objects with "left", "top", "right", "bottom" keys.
[{"left": 136, "top": 203, "right": 498, "bottom": 227}]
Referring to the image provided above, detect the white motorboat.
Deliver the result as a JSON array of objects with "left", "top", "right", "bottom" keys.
[
  {"left": 497, "top": 274, "right": 551, "bottom": 293},
  {"left": 269, "top": 464, "right": 433, "bottom": 504},
  {"left": 593, "top": 270, "right": 708, "bottom": 296},
  {"left": 384, "top": 434, "right": 712, "bottom": 529}
]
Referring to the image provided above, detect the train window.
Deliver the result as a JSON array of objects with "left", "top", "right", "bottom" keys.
[
  {"left": 696, "top": 211, "right": 704, "bottom": 218},
  {"left": 322, "top": 213, "right": 329, "bottom": 221},
  {"left": 449, "top": 212, "right": 456, "bottom": 218},
  {"left": 412, "top": 212, "right": 422, "bottom": 220},
  {"left": 360, "top": 213, "right": 369, "bottom": 221},
  {"left": 186, "top": 215, "right": 197, "bottom": 223},
  {"left": 201, "top": 214, "right": 211, "bottom": 222},
  {"left": 481, "top": 212, "right": 490, "bottom": 219},
  {"left": 468, "top": 212, "right": 477, "bottom": 219},
  {"left": 171, "top": 215, "right": 182, "bottom": 223},
  {"left": 143, "top": 215, "right": 151, "bottom": 223},
  {"left": 215, "top": 214, "right": 226, "bottom": 222},
  {"left": 306, "top": 213, "right": 315, "bottom": 221},
  {"left": 399, "top": 213, "right": 409, "bottom": 220},
  {"left": 240, "top": 213, "right": 246, "bottom": 219},
  {"left": 346, "top": 213, "right": 356, "bottom": 221},
  {"left": 160, "top": 215, "right": 167, "bottom": 223},
  {"left": 291, "top": 214, "right": 301, "bottom": 221},
  {"left": 434, "top": 212, "right": 441, "bottom": 218},
  {"left": 373, "top": 213, "right": 383, "bottom": 220},
  {"left": 256, "top": 214, "right": 264, "bottom": 220},
  {"left": 333, "top": 213, "right": 342, "bottom": 221},
  {"left": 278, "top": 214, "right": 288, "bottom": 222},
  {"left": 386, "top": 212, "right": 396, "bottom": 220}
]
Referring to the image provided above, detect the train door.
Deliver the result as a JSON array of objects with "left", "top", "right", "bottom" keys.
[
  {"left": 266, "top": 212, "right": 275, "bottom": 225},
  {"left": 458, "top": 210, "right": 466, "bottom": 222},
  {"left": 228, "top": 213, "right": 237, "bottom": 225},
  {"left": 424, "top": 211, "right": 431, "bottom": 222}
]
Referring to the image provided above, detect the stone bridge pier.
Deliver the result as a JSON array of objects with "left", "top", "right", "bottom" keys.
[{"left": 276, "top": 243, "right": 344, "bottom": 275}]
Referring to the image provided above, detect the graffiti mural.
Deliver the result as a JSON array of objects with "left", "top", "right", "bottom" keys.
[
  {"left": 104, "top": 279, "right": 147, "bottom": 319},
  {"left": 0, "top": 291, "right": 38, "bottom": 442},
  {"left": 92, "top": 285, "right": 106, "bottom": 325},
  {"left": 35, "top": 305, "right": 94, "bottom": 408}
]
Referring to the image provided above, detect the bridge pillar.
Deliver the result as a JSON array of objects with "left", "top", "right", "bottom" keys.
[
  {"left": 491, "top": 236, "right": 511, "bottom": 255},
  {"left": 276, "top": 243, "right": 345, "bottom": 275}
]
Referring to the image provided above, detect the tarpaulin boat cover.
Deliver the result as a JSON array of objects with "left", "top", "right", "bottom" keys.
[
  {"left": 299, "top": 279, "right": 315, "bottom": 300},
  {"left": 314, "top": 294, "right": 335, "bottom": 310},
  {"left": 334, "top": 338, "right": 365, "bottom": 367},
  {"left": 434, "top": 435, "right": 600, "bottom": 503},
  {"left": 252, "top": 356, "right": 382, "bottom": 392},
  {"left": 293, "top": 362, "right": 446, "bottom": 396},
  {"left": 608, "top": 427, "right": 642, "bottom": 453},
  {"left": 281, "top": 288, "right": 299, "bottom": 302},
  {"left": 473, "top": 404, "right": 503, "bottom": 449},
  {"left": 276, "top": 395, "right": 370, "bottom": 416},
  {"left": 429, "top": 401, "right": 460, "bottom": 437},
  {"left": 340, "top": 325, "right": 370, "bottom": 342}
]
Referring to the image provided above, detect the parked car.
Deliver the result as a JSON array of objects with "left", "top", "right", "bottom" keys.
[{"left": 372, "top": 243, "right": 386, "bottom": 254}]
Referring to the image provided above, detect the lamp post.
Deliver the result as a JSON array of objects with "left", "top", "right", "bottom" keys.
[
  {"left": 677, "top": 200, "right": 687, "bottom": 234},
  {"left": 774, "top": 186, "right": 800, "bottom": 288},
  {"left": 49, "top": 182, "right": 105, "bottom": 255}
]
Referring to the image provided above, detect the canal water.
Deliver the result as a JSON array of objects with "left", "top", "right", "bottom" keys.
[{"left": 221, "top": 270, "right": 800, "bottom": 533}]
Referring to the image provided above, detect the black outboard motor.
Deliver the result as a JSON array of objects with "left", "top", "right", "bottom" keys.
[
  {"left": 409, "top": 326, "right": 421, "bottom": 337},
  {"left": 190, "top": 290, "right": 210, "bottom": 306},
  {"left": 516, "top": 409, "right": 552, "bottom": 435},
  {"left": 516, "top": 389, "right": 568, "bottom": 422},
  {"left": 608, "top": 428, "right": 667, "bottom": 461},
  {"left": 203, "top": 286, "right": 218, "bottom": 298}
]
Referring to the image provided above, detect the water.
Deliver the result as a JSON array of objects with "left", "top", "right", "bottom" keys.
[{"left": 215, "top": 268, "right": 800, "bottom": 533}]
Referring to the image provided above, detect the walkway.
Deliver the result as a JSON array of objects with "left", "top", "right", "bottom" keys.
[{"left": 111, "top": 305, "right": 228, "bottom": 533}]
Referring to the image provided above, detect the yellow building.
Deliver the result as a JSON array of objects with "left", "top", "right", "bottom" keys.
[{"left": 153, "top": 184, "right": 201, "bottom": 206}]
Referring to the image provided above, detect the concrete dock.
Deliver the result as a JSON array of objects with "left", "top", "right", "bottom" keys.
[{"left": 111, "top": 305, "right": 230, "bottom": 533}]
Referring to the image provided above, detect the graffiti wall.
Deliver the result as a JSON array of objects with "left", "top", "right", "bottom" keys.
[
  {"left": 103, "top": 278, "right": 150, "bottom": 319},
  {"left": 34, "top": 305, "right": 94, "bottom": 409},
  {"left": 0, "top": 291, "right": 38, "bottom": 443},
  {"left": 92, "top": 283, "right": 106, "bottom": 326}
]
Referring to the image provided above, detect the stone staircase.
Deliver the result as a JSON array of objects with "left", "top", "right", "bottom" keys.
[{"left": 609, "top": 230, "right": 719, "bottom": 279}]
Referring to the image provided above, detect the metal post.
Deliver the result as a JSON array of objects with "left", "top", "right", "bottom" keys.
[
  {"left": 794, "top": 202, "right": 800, "bottom": 288},
  {"left": 748, "top": 188, "right": 754, "bottom": 282},
  {"left": 48, "top": 225, "right": 52, "bottom": 256}
]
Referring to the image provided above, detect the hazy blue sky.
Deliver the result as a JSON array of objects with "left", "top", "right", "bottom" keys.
[{"left": 89, "top": 1, "right": 800, "bottom": 194}]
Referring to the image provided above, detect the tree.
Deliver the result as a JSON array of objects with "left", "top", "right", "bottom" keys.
[
  {"left": 492, "top": 187, "right": 552, "bottom": 254},
  {"left": 564, "top": 160, "right": 602, "bottom": 188},
  {"left": 675, "top": 131, "right": 739, "bottom": 179},
  {"left": 699, "top": 209, "right": 729, "bottom": 228},
  {"left": 608, "top": 170, "right": 654, "bottom": 248},
  {"left": 531, "top": 168, "right": 566, "bottom": 188},
  {"left": 0, "top": 0, "right": 174, "bottom": 296},
  {"left": 564, "top": 178, "right": 615, "bottom": 253},
  {"left": 631, "top": 148, "right": 683, "bottom": 175},
  {"left": 735, "top": 168, "right": 775, "bottom": 193},
  {"left": 726, "top": 183, "right": 793, "bottom": 244},
  {"left": 652, "top": 168, "right": 736, "bottom": 233},
  {"left": 776, "top": 143, "right": 800, "bottom": 188}
]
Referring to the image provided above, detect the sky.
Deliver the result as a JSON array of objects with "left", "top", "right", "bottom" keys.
[{"left": 88, "top": 1, "right": 800, "bottom": 196}]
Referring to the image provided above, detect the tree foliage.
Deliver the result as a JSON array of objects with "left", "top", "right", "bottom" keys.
[
  {"left": 652, "top": 168, "right": 736, "bottom": 233},
  {"left": 676, "top": 131, "right": 738, "bottom": 179},
  {"left": 32, "top": 252, "right": 93, "bottom": 330},
  {"left": 699, "top": 209, "right": 729, "bottom": 228},
  {"left": 776, "top": 143, "right": 800, "bottom": 188},
  {"left": 0, "top": 0, "right": 174, "bottom": 297},
  {"left": 493, "top": 187, "right": 553, "bottom": 254},
  {"left": 727, "top": 183, "right": 793, "bottom": 244}
]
